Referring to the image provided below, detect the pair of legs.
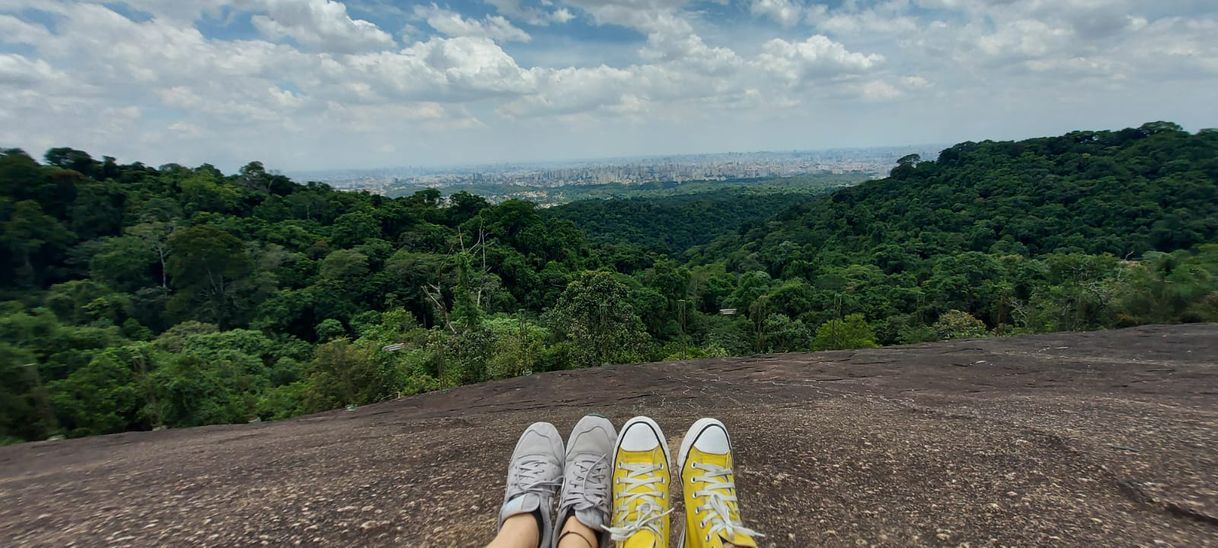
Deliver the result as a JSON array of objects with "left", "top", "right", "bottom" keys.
[
  {"left": 487, "top": 415, "right": 760, "bottom": 548},
  {"left": 491, "top": 514, "right": 598, "bottom": 548},
  {"left": 487, "top": 416, "right": 615, "bottom": 548}
]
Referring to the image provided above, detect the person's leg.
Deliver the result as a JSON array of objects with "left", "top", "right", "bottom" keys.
[
  {"left": 486, "top": 422, "right": 564, "bottom": 548},
  {"left": 487, "top": 514, "right": 540, "bottom": 548},
  {"left": 555, "top": 517, "right": 599, "bottom": 548},
  {"left": 605, "top": 416, "right": 672, "bottom": 546},
  {"left": 555, "top": 415, "right": 616, "bottom": 548},
  {"left": 677, "top": 418, "right": 761, "bottom": 548}
]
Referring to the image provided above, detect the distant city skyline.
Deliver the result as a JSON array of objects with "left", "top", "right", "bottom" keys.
[
  {"left": 288, "top": 143, "right": 945, "bottom": 180},
  {"left": 302, "top": 145, "right": 941, "bottom": 197},
  {"left": 2, "top": 1, "right": 1216, "bottom": 172}
]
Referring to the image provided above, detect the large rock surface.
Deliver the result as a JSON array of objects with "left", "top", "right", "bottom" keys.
[{"left": 1, "top": 324, "right": 1216, "bottom": 547}]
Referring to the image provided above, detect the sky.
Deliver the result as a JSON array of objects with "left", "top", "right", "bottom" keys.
[{"left": 1, "top": 0, "right": 1216, "bottom": 172}]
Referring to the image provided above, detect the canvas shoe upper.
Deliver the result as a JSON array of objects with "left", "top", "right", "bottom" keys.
[
  {"left": 556, "top": 415, "right": 616, "bottom": 547},
  {"left": 605, "top": 417, "right": 672, "bottom": 548},
  {"left": 499, "top": 422, "right": 565, "bottom": 548},
  {"left": 677, "top": 419, "right": 760, "bottom": 548}
]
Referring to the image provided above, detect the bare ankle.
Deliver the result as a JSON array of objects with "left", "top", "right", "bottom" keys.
[{"left": 556, "top": 514, "right": 598, "bottom": 548}]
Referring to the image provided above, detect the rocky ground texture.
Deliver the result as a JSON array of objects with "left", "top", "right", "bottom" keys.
[{"left": 1, "top": 324, "right": 1216, "bottom": 547}]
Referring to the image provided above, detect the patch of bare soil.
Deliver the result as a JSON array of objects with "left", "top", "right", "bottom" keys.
[{"left": 1, "top": 324, "right": 1216, "bottom": 546}]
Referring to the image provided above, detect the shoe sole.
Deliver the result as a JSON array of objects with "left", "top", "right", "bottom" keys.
[{"left": 675, "top": 418, "right": 731, "bottom": 548}]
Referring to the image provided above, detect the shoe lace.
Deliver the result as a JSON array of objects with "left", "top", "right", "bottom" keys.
[
  {"left": 690, "top": 463, "right": 762, "bottom": 542},
  {"left": 509, "top": 456, "right": 562, "bottom": 498},
  {"left": 562, "top": 453, "right": 610, "bottom": 515},
  {"left": 605, "top": 461, "right": 672, "bottom": 541}
]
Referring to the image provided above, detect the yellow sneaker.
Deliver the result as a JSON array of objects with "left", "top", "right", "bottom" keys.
[
  {"left": 606, "top": 417, "right": 672, "bottom": 548},
  {"left": 677, "top": 419, "right": 761, "bottom": 548}
]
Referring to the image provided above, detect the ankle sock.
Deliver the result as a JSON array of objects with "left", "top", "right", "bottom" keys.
[{"left": 531, "top": 509, "right": 544, "bottom": 548}]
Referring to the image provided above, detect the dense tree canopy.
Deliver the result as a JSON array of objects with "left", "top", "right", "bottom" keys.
[
  {"left": 697, "top": 122, "right": 1218, "bottom": 269},
  {"left": 2, "top": 122, "right": 1216, "bottom": 444},
  {"left": 546, "top": 187, "right": 831, "bottom": 255}
]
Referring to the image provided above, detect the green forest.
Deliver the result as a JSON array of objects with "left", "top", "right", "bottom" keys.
[
  {"left": 2, "top": 122, "right": 1217, "bottom": 444},
  {"left": 546, "top": 185, "right": 838, "bottom": 254}
]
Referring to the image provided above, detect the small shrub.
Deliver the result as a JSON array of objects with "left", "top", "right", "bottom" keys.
[
  {"left": 812, "top": 314, "right": 878, "bottom": 351},
  {"left": 933, "top": 310, "right": 988, "bottom": 340}
]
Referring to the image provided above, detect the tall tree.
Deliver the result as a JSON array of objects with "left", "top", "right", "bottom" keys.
[
  {"left": 165, "top": 226, "right": 254, "bottom": 328},
  {"left": 546, "top": 271, "right": 649, "bottom": 367}
]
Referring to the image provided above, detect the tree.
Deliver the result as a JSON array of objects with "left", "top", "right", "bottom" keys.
[
  {"left": 48, "top": 349, "right": 142, "bottom": 437},
  {"left": 330, "top": 211, "right": 381, "bottom": 248},
  {"left": 812, "top": 314, "right": 878, "bottom": 351},
  {"left": 890, "top": 154, "right": 923, "bottom": 178},
  {"left": 315, "top": 319, "right": 346, "bottom": 341},
  {"left": 239, "top": 161, "right": 267, "bottom": 189},
  {"left": 1, "top": 200, "right": 75, "bottom": 286},
  {"left": 165, "top": 226, "right": 254, "bottom": 328},
  {"left": 0, "top": 343, "right": 57, "bottom": 441},
  {"left": 304, "top": 339, "right": 390, "bottom": 410},
  {"left": 179, "top": 171, "right": 241, "bottom": 214},
  {"left": 546, "top": 272, "right": 649, "bottom": 368},
  {"left": 450, "top": 252, "right": 486, "bottom": 328},
  {"left": 484, "top": 315, "right": 548, "bottom": 379},
  {"left": 728, "top": 271, "right": 772, "bottom": 315},
  {"left": 44, "top": 148, "right": 99, "bottom": 176},
  {"left": 90, "top": 235, "right": 159, "bottom": 291},
  {"left": 758, "top": 313, "right": 811, "bottom": 353},
  {"left": 128, "top": 221, "right": 177, "bottom": 289},
  {"left": 932, "top": 310, "right": 988, "bottom": 340},
  {"left": 446, "top": 191, "right": 489, "bottom": 225}
]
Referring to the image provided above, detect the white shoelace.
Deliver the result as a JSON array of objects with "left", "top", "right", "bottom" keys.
[
  {"left": 509, "top": 456, "right": 562, "bottom": 498},
  {"left": 690, "top": 463, "right": 763, "bottom": 542},
  {"left": 605, "top": 462, "right": 672, "bottom": 541},
  {"left": 561, "top": 453, "right": 609, "bottom": 515}
]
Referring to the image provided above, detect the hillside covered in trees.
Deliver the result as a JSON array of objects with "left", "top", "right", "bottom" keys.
[
  {"left": 2, "top": 122, "right": 1216, "bottom": 444},
  {"left": 545, "top": 186, "right": 831, "bottom": 255}
]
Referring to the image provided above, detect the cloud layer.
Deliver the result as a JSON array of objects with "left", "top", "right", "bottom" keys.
[{"left": 1, "top": 0, "right": 1215, "bottom": 170}]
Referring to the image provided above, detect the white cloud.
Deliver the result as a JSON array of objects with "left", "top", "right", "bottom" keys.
[
  {"left": 0, "top": 53, "right": 66, "bottom": 86},
  {"left": 484, "top": 0, "right": 574, "bottom": 25},
  {"left": 860, "top": 80, "right": 901, "bottom": 101},
  {"left": 750, "top": 0, "right": 806, "bottom": 27},
  {"left": 168, "top": 121, "right": 204, "bottom": 138},
  {"left": 249, "top": 0, "right": 396, "bottom": 53},
  {"left": 0, "top": 0, "right": 1216, "bottom": 169},
  {"left": 499, "top": 65, "right": 634, "bottom": 118},
  {"left": 341, "top": 36, "right": 538, "bottom": 101},
  {"left": 560, "top": 0, "right": 691, "bottom": 31},
  {"left": 0, "top": 14, "right": 52, "bottom": 44},
  {"left": 415, "top": 4, "right": 531, "bottom": 43},
  {"left": 815, "top": 9, "right": 918, "bottom": 35},
  {"left": 902, "top": 76, "right": 931, "bottom": 89},
  {"left": 757, "top": 35, "right": 884, "bottom": 85}
]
